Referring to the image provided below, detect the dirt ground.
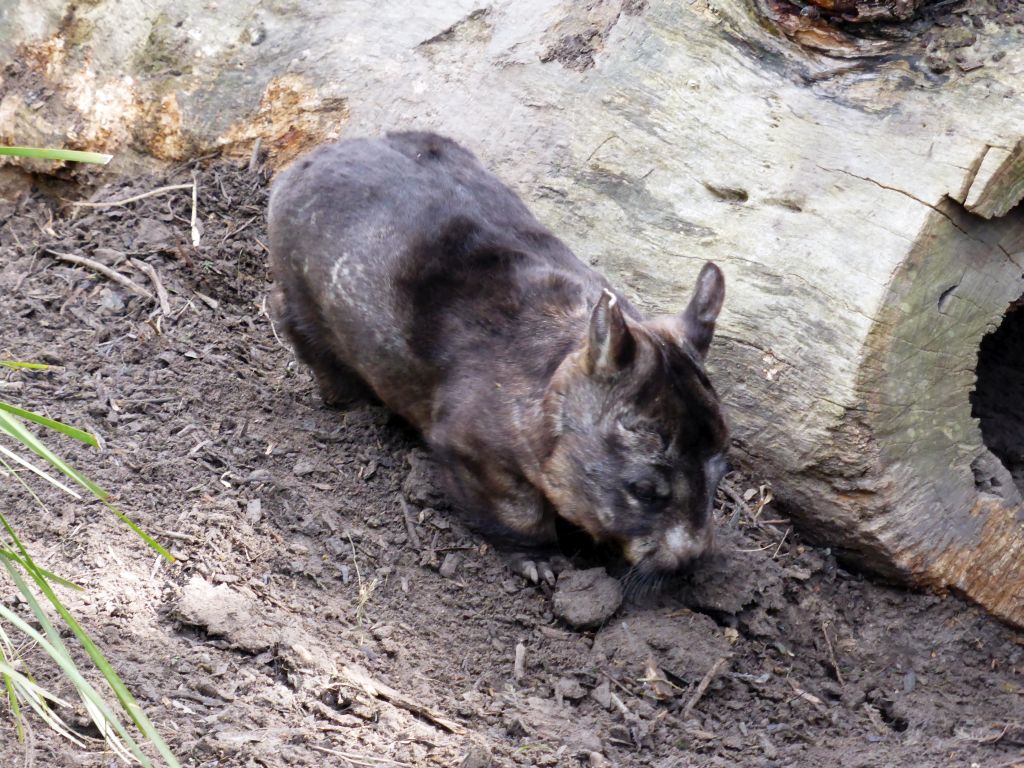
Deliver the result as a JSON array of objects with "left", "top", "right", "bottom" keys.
[{"left": 0, "top": 159, "right": 1022, "bottom": 768}]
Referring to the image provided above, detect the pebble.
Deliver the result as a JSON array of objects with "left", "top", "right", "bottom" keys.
[
  {"left": 292, "top": 458, "right": 316, "bottom": 476},
  {"left": 590, "top": 679, "right": 612, "bottom": 710},
  {"left": 926, "top": 51, "right": 951, "bottom": 73},
  {"left": 439, "top": 552, "right": 461, "bottom": 578},
  {"left": 552, "top": 568, "right": 623, "bottom": 629},
  {"left": 246, "top": 498, "right": 262, "bottom": 523},
  {"left": 942, "top": 26, "right": 977, "bottom": 48},
  {"left": 459, "top": 746, "right": 492, "bottom": 768},
  {"left": 555, "top": 676, "right": 586, "bottom": 701}
]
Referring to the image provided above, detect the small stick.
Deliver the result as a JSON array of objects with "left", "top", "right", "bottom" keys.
[
  {"left": 129, "top": 258, "right": 171, "bottom": 315},
  {"left": 194, "top": 291, "right": 219, "bottom": 310},
  {"left": 862, "top": 702, "right": 888, "bottom": 736},
  {"left": 736, "top": 543, "right": 775, "bottom": 553},
  {"left": 787, "top": 679, "right": 825, "bottom": 710},
  {"left": 46, "top": 250, "right": 155, "bottom": 301},
  {"left": 821, "top": 621, "right": 844, "bottom": 685},
  {"left": 400, "top": 498, "right": 421, "bottom": 550},
  {"left": 721, "top": 481, "right": 751, "bottom": 526},
  {"left": 772, "top": 526, "right": 791, "bottom": 559},
  {"left": 222, "top": 214, "right": 259, "bottom": 243},
  {"left": 190, "top": 172, "right": 201, "bottom": 246},
  {"left": 513, "top": 642, "right": 526, "bottom": 681},
  {"left": 682, "top": 657, "right": 728, "bottom": 718},
  {"left": 341, "top": 664, "right": 464, "bottom": 734},
  {"left": 12, "top": 252, "right": 36, "bottom": 293},
  {"left": 262, "top": 295, "right": 287, "bottom": 349},
  {"left": 955, "top": 722, "right": 1015, "bottom": 744},
  {"left": 248, "top": 137, "right": 263, "bottom": 174},
  {"left": 601, "top": 671, "right": 636, "bottom": 698},
  {"left": 71, "top": 183, "right": 194, "bottom": 209},
  {"left": 609, "top": 692, "right": 632, "bottom": 717},
  {"left": 307, "top": 743, "right": 414, "bottom": 768}
]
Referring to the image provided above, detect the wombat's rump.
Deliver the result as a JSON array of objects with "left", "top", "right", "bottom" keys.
[{"left": 269, "top": 132, "right": 729, "bottom": 578}]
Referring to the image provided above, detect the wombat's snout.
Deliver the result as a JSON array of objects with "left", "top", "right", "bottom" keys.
[{"left": 624, "top": 521, "right": 714, "bottom": 573}]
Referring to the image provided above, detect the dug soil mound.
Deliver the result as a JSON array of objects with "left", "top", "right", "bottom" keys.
[{"left": 0, "top": 160, "right": 1022, "bottom": 767}]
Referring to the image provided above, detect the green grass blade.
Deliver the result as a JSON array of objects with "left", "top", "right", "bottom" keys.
[
  {"left": 0, "top": 402, "right": 99, "bottom": 447},
  {"left": 0, "top": 455, "right": 85, "bottom": 589},
  {"left": 0, "top": 531, "right": 179, "bottom": 767},
  {"left": 2, "top": 670, "right": 25, "bottom": 742},
  {"left": 0, "top": 604, "right": 143, "bottom": 760},
  {"left": 0, "top": 146, "right": 112, "bottom": 164},
  {"left": 0, "top": 442, "right": 83, "bottom": 499},
  {"left": 3, "top": 565, "right": 178, "bottom": 767},
  {"left": 0, "top": 661, "right": 84, "bottom": 746},
  {"left": 1, "top": 548, "right": 81, "bottom": 591},
  {"left": 0, "top": 362, "right": 50, "bottom": 371},
  {"left": 104, "top": 501, "right": 173, "bottom": 561},
  {"left": 0, "top": 416, "right": 172, "bottom": 561},
  {"left": 0, "top": 556, "right": 154, "bottom": 766},
  {"left": 0, "top": 363, "right": 178, "bottom": 763},
  {"left": 0, "top": 411, "right": 108, "bottom": 498},
  {"left": 0, "top": 626, "right": 26, "bottom": 742}
]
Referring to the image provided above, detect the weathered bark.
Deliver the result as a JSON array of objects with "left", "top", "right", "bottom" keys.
[
  {"left": 800, "top": 0, "right": 925, "bottom": 22},
  {"left": 2, "top": 0, "right": 1023, "bottom": 624}
]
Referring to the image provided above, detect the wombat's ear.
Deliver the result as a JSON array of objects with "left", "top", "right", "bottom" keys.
[
  {"left": 584, "top": 289, "right": 635, "bottom": 377},
  {"left": 681, "top": 262, "right": 725, "bottom": 358}
]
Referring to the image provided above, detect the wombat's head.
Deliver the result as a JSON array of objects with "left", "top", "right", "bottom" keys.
[{"left": 541, "top": 262, "right": 729, "bottom": 573}]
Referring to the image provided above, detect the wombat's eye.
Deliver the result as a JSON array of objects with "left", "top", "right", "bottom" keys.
[{"left": 625, "top": 479, "right": 669, "bottom": 505}]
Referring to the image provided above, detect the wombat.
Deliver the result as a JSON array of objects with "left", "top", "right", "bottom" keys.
[{"left": 268, "top": 132, "right": 729, "bottom": 583}]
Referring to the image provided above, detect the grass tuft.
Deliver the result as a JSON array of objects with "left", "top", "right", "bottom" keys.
[{"left": 0, "top": 146, "right": 112, "bottom": 165}]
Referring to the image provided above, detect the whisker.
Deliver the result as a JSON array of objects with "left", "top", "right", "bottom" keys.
[
  {"left": 618, "top": 559, "right": 673, "bottom": 603},
  {"left": 619, "top": 563, "right": 641, "bottom": 599}
]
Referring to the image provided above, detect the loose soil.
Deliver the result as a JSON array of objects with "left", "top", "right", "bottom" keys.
[{"left": 0, "top": 160, "right": 1022, "bottom": 768}]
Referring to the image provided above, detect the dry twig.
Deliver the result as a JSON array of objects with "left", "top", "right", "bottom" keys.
[
  {"left": 71, "top": 183, "right": 194, "bottom": 209},
  {"left": 400, "top": 497, "right": 421, "bottom": 550},
  {"left": 821, "top": 621, "right": 844, "bottom": 685},
  {"left": 194, "top": 291, "right": 220, "bottom": 310},
  {"left": 248, "top": 137, "right": 263, "bottom": 174},
  {"left": 786, "top": 679, "right": 826, "bottom": 711},
  {"left": 340, "top": 664, "right": 465, "bottom": 734},
  {"left": 862, "top": 702, "right": 888, "bottom": 736},
  {"left": 308, "top": 743, "right": 415, "bottom": 768},
  {"left": 129, "top": 258, "right": 171, "bottom": 315},
  {"left": 956, "top": 722, "right": 1023, "bottom": 745},
  {"left": 513, "top": 642, "right": 526, "bottom": 681},
  {"left": 190, "top": 172, "right": 201, "bottom": 246},
  {"left": 720, "top": 478, "right": 752, "bottom": 526},
  {"left": 46, "top": 250, "right": 154, "bottom": 301},
  {"left": 682, "top": 657, "right": 728, "bottom": 718},
  {"left": 772, "top": 526, "right": 791, "bottom": 559}
]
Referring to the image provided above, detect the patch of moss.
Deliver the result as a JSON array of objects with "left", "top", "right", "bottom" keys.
[{"left": 133, "top": 12, "right": 193, "bottom": 78}]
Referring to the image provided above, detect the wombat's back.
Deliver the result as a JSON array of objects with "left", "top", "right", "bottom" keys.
[{"left": 268, "top": 132, "right": 591, "bottom": 425}]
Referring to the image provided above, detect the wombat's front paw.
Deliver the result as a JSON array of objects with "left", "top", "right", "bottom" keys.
[{"left": 509, "top": 552, "right": 571, "bottom": 586}]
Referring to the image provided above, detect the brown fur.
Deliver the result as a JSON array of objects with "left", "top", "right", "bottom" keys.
[{"left": 268, "top": 132, "right": 729, "bottom": 572}]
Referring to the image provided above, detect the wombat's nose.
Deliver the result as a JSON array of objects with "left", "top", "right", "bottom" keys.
[{"left": 657, "top": 523, "right": 712, "bottom": 568}]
